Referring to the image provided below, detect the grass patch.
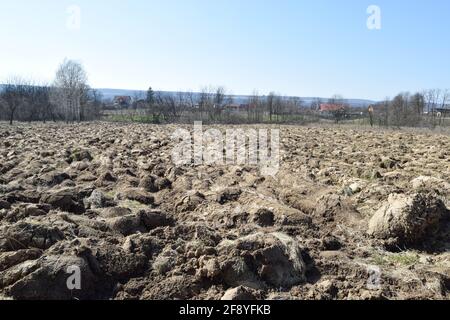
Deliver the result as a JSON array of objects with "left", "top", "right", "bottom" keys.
[
  {"left": 370, "top": 252, "right": 420, "bottom": 267},
  {"left": 119, "top": 199, "right": 148, "bottom": 212},
  {"left": 387, "top": 253, "right": 420, "bottom": 266},
  {"left": 370, "top": 253, "right": 387, "bottom": 266},
  {"left": 104, "top": 190, "right": 116, "bottom": 199}
]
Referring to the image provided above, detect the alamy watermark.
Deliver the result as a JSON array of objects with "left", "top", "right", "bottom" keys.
[
  {"left": 366, "top": 265, "right": 382, "bottom": 290},
  {"left": 66, "top": 265, "right": 81, "bottom": 290},
  {"left": 367, "top": 5, "right": 381, "bottom": 30},
  {"left": 171, "top": 122, "right": 280, "bottom": 177},
  {"left": 66, "top": 5, "right": 81, "bottom": 31}
]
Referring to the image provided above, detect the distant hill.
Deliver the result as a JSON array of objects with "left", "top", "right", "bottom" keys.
[{"left": 97, "top": 88, "right": 376, "bottom": 108}]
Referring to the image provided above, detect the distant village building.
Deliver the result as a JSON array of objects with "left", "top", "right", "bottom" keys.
[
  {"left": 113, "top": 96, "right": 132, "bottom": 108},
  {"left": 435, "top": 106, "right": 450, "bottom": 115},
  {"left": 319, "top": 103, "right": 345, "bottom": 113}
]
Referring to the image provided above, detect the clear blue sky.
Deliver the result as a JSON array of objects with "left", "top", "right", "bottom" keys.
[{"left": 1, "top": 0, "right": 449, "bottom": 100}]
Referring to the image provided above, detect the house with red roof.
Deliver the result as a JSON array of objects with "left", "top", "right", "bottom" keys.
[
  {"left": 319, "top": 103, "right": 346, "bottom": 112},
  {"left": 113, "top": 96, "right": 132, "bottom": 108}
]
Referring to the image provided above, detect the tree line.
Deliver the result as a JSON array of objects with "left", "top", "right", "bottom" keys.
[
  {"left": 2, "top": 59, "right": 449, "bottom": 128},
  {"left": 370, "top": 89, "right": 449, "bottom": 128},
  {"left": 115, "top": 86, "right": 318, "bottom": 124},
  {"left": 0, "top": 59, "right": 102, "bottom": 125}
]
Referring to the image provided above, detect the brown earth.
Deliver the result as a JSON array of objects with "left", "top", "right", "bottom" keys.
[{"left": 0, "top": 122, "right": 449, "bottom": 300}]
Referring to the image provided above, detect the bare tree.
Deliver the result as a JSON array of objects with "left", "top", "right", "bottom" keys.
[
  {"left": 311, "top": 97, "right": 323, "bottom": 111},
  {"left": 410, "top": 92, "right": 425, "bottom": 116},
  {"left": 381, "top": 98, "right": 390, "bottom": 127},
  {"left": 405, "top": 92, "right": 424, "bottom": 126},
  {"left": 328, "top": 94, "right": 349, "bottom": 123},
  {"left": 273, "top": 95, "right": 283, "bottom": 122},
  {"left": 143, "top": 87, "right": 163, "bottom": 123},
  {"left": 152, "top": 92, "right": 182, "bottom": 123},
  {"left": 441, "top": 89, "right": 449, "bottom": 109},
  {"left": 198, "top": 87, "right": 210, "bottom": 121},
  {"left": 424, "top": 89, "right": 441, "bottom": 115},
  {"left": 248, "top": 90, "right": 261, "bottom": 123},
  {"left": 84, "top": 88, "right": 103, "bottom": 121},
  {"left": 391, "top": 94, "right": 402, "bottom": 127},
  {"left": 266, "top": 92, "right": 275, "bottom": 122},
  {"left": 32, "top": 83, "right": 53, "bottom": 122},
  {"left": 1, "top": 76, "right": 29, "bottom": 125},
  {"left": 214, "top": 86, "right": 228, "bottom": 120},
  {"left": 186, "top": 91, "right": 195, "bottom": 109},
  {"left": 196, "top": 86, "right": 230, "bottom": 122},
  {"left": 0, "top": 97, "right": 6, "bottom": 121},
  {"left": 52, "top": 59, "right": 89, "bottom": 123}
]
